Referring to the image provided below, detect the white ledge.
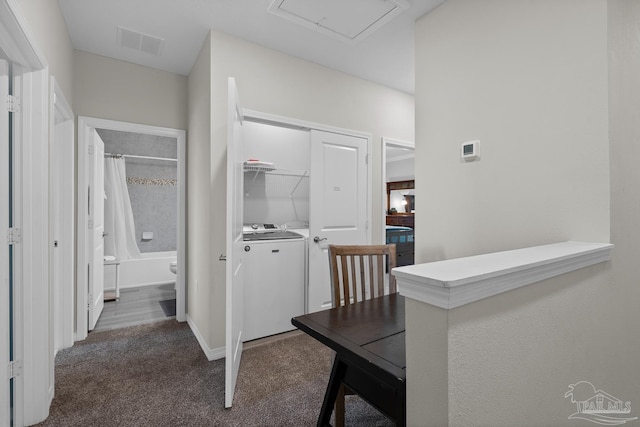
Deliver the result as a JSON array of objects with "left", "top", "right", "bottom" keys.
[{"left": 392, "top": 241, "right": 613, "bottom": 309}]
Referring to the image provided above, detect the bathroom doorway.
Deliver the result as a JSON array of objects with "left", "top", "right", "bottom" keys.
[{"left": 76, "top": 117, "right": 186, "bottom": 340}]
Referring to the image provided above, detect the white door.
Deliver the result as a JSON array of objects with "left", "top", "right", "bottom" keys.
[
  {"left": 0, "top": 58, "right": 12, "bottom": 427},
  {"left": 308, "top": 130, "right": 369, "bottom": 312},
  {"left": 51, "top": 130, "right": 62, "bottom": 347},
  {"left": 88, "top": 130, "right": 105, "bottom": 330},
  {"left": 225, "top": 77, "right": 244, "bottom": 408},
  {"left": 51, "top": 81, "right": 75, "bottom": 352}
]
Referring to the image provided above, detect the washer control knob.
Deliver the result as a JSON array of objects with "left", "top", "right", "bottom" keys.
[{"left": 251, "top": 224, "right": 259, "bottom": 230}]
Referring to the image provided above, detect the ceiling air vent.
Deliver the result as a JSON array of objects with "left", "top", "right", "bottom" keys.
[
  {"left": 117, "top": 26, "right": 165, "bottom": 56},
  {"left": 267, "top": 0, "right": 409, "bottom": 44}
]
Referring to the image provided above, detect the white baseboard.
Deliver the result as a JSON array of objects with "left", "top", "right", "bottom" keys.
[
  {"left": 119, "top": 280, "right": 176, "bottom": 290},
  {"left": 186, "top": 314, "right": 225, "bottom": 361}
]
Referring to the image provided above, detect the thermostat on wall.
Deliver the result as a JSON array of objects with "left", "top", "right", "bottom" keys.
[{"left": 461, "top": 140, "right": 480, "bottom": 161}]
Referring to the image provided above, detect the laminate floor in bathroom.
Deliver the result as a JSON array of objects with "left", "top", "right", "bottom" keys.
[{"left": 94, "top": 283, "right": 176, "bottom": 332}]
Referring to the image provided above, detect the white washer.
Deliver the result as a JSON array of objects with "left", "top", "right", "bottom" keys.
[{"left": 242, "top": 235, "right": 305, "bottom": 342}]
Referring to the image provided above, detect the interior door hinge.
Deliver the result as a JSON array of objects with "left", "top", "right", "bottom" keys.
[
  {"left": 365, "top": 153, "right": 369, "bottom": 165},
  {"left": 88, "top": 145, "right": 95, "bottom": 155},
  {"left": 8, "top": 360, "right": 22, "bottom": 379},
  {"left": 6, "top": 94, "right": 19, "bottom": 113},
  {"left": 88, "top": 220, "right": 94, "bottom": 229},
  {"left": 7, "top": 227, "right": 21, "bottom": 245}
]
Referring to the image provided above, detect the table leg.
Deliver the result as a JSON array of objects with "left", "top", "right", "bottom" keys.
[
  {"left": 318, "top": 354, "right": 347, "bottom": 427},
  {"left": 335, "top": 385, "right": 346, "bottom": 427}
]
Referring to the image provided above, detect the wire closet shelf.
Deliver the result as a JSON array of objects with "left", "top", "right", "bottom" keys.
[
  {"left": 105, "top": 153, "right": 177, "bottom": 162},
  {"left": 243, "top": 163, "right": 309, "bottom": 222}
]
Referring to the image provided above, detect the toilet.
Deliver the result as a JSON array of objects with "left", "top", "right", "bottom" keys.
[{"left": 169, "top": 261, "right": 177, "bottom": 275}]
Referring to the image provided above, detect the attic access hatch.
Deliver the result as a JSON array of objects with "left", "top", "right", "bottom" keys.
[{"left": 267, "top": 0, "right": 410, "bottom": 44}]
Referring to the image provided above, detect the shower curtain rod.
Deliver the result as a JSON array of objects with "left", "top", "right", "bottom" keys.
[{"left": 105, "top": 152, "right": 177, "bottom": 162}]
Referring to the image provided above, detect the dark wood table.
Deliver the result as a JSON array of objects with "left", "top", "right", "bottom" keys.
[{"left": 291, "top": 293, "right": 406, "bottom": 426}]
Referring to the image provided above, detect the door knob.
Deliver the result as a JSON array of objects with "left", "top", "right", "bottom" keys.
[{"left": 313, "top": 236, "right": 327, "bottom": 243}]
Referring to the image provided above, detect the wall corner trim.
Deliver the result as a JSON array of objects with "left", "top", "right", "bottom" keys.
[
  {"left": 394, "top": 241, "right": 614, "bottom": 309},
  {"left": 186, "top": 315, "right": 225, "bottom": 361}
]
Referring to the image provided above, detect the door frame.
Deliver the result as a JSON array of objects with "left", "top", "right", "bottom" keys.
[
  {"left": 225, "top": 107, "right": 372, "bottom": 405},
  {"left": 0, "top": 57, "right": 11, "bottom": 427},
  {"left": 49, "top": 77, "right": 74, "bottom": 353},
  {"left": 381, "top": 137, "right": 415, "bottom": 243},
  {"left": 76, "top": 117, "right": 187, "bottom": 341},
  {"left": 1, "top": 0, "right": 52, "bottom": 424}
]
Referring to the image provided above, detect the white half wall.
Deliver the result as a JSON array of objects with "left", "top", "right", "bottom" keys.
[{"left": 410, "top": 1, "right": 617, "bottom": 425}]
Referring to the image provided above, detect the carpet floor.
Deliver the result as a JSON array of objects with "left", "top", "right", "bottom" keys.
[{"left": 36, "top": 320, "right": 394, "bottom": 426}]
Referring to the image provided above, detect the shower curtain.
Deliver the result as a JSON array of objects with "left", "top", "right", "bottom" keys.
[{"left": 104, "top": 157, "right": 141, "bottom": 260}]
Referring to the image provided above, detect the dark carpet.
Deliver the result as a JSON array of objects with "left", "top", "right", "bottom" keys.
[
  {"left": 158, "top": 299, "right": 177, "bottom": 317},
  {"left": 36, "top": 320, "right": 393, "bottom": 426}
]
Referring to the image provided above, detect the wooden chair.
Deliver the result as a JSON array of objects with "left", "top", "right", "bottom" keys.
[{"left": 327, "top": 244, "right": 397, "bottom": 427}]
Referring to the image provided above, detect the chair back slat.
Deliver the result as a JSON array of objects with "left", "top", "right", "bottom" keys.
[
  {"left": 328, "top": 244, "right": 397, "bottom": 308},
  {"left": 341, "top": 255, "right": 351, "bottom": 304},
  {"left": 376, "top": 253, "right": 384, "bottom": 296},
  {"left": 360, "top": 255, "right": 374, "bottom": 295}
]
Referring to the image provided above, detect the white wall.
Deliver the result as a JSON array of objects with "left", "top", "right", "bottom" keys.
[
  {"left": 74, "top": 51, "right": 188, "bottom": 130},
  {"left": 185, "top": 30, "right": 414, "bottom": 351},
  {"left": 608, "top": 0, "right": 640, "bottom": 418},
  {"left": 415, "top": 0, "right": 609, "bottom": 262},
  {"left": 410, "top": 1, "right": 618, "bottom": 425},
  {"left": 386, "top": 157, "right": 414, "bottom": 182},
  {"left": 186, "top": 33, "right": 212, "bottom": 355},
  {"left": 17, "top": 0, "right": 74, "bottom": 104}
]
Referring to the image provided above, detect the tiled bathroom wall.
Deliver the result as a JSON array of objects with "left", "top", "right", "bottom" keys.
[{"left": 97, "top": 129, "right": 177, "bottom": 253}]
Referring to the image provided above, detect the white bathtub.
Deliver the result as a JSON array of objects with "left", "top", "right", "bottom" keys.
[{"left": 118, "top": 251, "right": 177, "bottom": 289}]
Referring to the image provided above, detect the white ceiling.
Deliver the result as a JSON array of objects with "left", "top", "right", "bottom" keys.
[{"left": 57, "top": 0, "right": 445, "bottom": 94}]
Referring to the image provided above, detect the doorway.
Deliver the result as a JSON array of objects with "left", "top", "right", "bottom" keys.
[
  {"left": 382, "top": 138, "right": 415, "bottom": 266},
  {"left": 225, "top": 100, "right": 372, "bottom": 407},
  {"left": 76, "top": 117, "right": 186, "bottom": 341}
]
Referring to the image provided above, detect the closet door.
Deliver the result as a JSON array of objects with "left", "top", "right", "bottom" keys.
[
  {"left": 225, "top": 77, "right": 245, "bottom": 408},
  {"left": 308, "top": 130, "right": 369, "bottom": 312}
]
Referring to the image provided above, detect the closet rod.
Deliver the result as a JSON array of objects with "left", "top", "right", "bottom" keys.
[{"left": 105, "top": 153, "right": 177, "bottom": 162}]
